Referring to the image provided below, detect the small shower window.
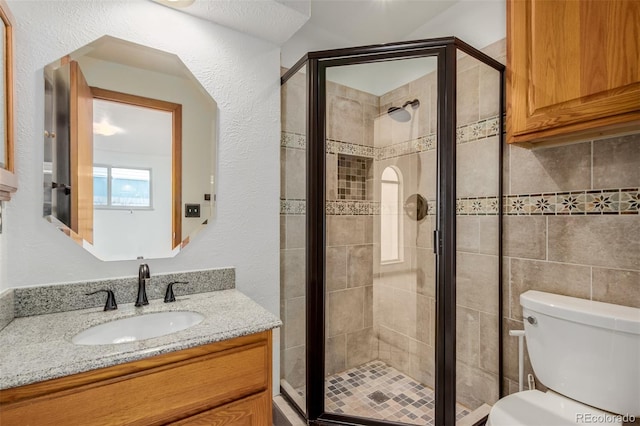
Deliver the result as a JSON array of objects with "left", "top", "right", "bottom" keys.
[{"left": 381, "top": 166, "right": 402, "bottom": 264}]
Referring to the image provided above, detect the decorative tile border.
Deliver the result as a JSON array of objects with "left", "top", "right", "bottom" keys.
[
  {"left": 280, "top": 199, "right": 380, "bottom": 216},
  {"left": 281, "top": 199, "right": 306, "bottom": 215},
  {"left": 504, "top": 189, "right": 639, "bottom": 216},
  {"left": 456, "top": 117, "right": 501, "bottom": 144},
  {"left": 281, "top": 114, "right": 500, "bottom": 161},
  {"left": 327, "top": 139, "right": 376, "bottom": 158},
  {"left": 377, "top": 134, "right": 437, "bottom": 161},
  {"left": 456, "top": 197, "right": 500, "bottom": 216},
  {"left": 282, "top": 189, "right": 638, "bottom": 216},
  {"left": 327, "top": 200, "right": 380, "bottom": 215},
  {"left": 281, "top": 132, "right": 306, "bottom": 150}
]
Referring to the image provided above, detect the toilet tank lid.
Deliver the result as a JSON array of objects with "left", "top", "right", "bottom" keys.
[{"left": 520, "top": 291, "right": 640, "bottom": 335}]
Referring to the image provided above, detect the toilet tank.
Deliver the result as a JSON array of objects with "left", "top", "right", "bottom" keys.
[{"left": 521, "top": 290, "right": 640, "bottom": 416}]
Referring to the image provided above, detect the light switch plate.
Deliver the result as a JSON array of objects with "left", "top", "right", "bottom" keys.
[{"left": 185, "top": 203, "right": 200, "bottom": 218}]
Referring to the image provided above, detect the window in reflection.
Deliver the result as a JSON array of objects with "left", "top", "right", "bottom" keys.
[{"left": 93, "top": 166, "right": 152, "bottom": 208}]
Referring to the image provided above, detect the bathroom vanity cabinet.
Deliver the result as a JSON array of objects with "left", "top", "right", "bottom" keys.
[
  {"left": 0, "top": 330, "right": 272, "bottom": 425},
  {"left": 507, "top": 0, "right": 640, "bottom": 145}
]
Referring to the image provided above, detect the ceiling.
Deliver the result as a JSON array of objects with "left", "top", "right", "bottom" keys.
[
  {"left": 150, "top": 0, "right": 506, "bottom": 96},
  {"left": 304, "top": 0, "right": 457, "bottom": 46},
  {"left": 283, "top": 0, "right": 506, "bottom": 95}
]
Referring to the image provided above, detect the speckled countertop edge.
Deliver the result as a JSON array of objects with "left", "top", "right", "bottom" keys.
[{"left": 0, "top": 289, "right": 281, "bottom": 390}]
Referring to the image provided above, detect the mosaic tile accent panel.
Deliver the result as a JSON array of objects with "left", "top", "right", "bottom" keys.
[
  {"left": 504, "top": 189, "right": 639, "bottom": 216},
  {"left": 338, "top": 155, "right": 372, "bottom": 201},
  {"left": 324, "top": 361, "right": 470, "bottom": 425}
]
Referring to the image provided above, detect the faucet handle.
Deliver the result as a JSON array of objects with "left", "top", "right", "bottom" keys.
[
  {"left": 164, "top": 281, "right": 188, "bottom": 303},
  {"left": 139, "top": 263, "right": 150, "bottom": 279},
  {"left": 86, "top": 289, "right": 118, "bottom": 311}
]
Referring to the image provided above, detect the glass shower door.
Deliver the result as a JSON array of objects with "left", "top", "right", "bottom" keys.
[
  {"left": 279, "top": 38, "right": 505, "bottom": 426},
  {"left": 454, "top": 51, "right": 503, "bottom": 423},
  {"left": 280, "top": 64, "right": 308, "bottom": 413},
  {"left": 322, "top": 56, "right": 440, "bottom": 425}
]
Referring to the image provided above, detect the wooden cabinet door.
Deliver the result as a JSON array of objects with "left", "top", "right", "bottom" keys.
[
  {"left": 69, "top": 60, "right": 94, "bottom": 244},
  {"left": 507, "top": 0, "right": 640, "bottom": 144},
  {"left": 170, "top": 392, "right": 271, "bottom": 426}
]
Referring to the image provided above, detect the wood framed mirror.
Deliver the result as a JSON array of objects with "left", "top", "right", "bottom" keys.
[{"left": 0, "top": 0, "right": 16, "bottom": 201}]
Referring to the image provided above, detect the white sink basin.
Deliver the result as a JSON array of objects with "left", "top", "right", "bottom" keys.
[{"left": 72, "top": 311, "right": 205, "bottom": 345}]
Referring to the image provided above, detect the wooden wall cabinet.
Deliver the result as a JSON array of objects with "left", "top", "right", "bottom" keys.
[
  {"left": 507, "top": 0, "right": 640, "bottom": 145},
  {"left": 0, "top": 331, "right": 273, "bottom": 426}
]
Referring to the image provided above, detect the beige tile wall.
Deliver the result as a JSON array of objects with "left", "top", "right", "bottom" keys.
[
  {"left": 281, "top": 73, "right": 381, "bottom": 389},
  {"left": 374, "top": 73, "right": 438, "bottom": 391},
  {"left": 325, "top": 80, "right": 378, "bottom": 376},
  {"left": 503, "top": 132, "right": 640, "bottom": 394}
]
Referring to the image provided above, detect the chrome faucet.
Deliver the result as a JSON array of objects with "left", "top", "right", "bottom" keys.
[{"left": 135, "top": 263, "right": 150, "bottom": 307}]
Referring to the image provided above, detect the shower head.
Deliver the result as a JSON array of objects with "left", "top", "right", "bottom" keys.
[
  {"left": 387, "top": 106, "right": 411, "bottom": 122},
  {"left": 387, "top": 98, "right": 420, "bottom": 122}
]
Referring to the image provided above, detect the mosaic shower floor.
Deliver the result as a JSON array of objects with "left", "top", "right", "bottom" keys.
[{"left": 323, "top": 360, "right": 470, "bottom": 425}]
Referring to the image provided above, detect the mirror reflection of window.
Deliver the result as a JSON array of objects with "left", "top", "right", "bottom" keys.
[{"left": 93, "top": 166, "right": 152, "bottom": 208}]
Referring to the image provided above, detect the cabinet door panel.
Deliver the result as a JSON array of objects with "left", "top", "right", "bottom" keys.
[{"left": 508, "top": 0, "right": 640, "bottom": 144}]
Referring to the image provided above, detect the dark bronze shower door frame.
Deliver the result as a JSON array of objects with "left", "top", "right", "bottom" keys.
[{"left": 281, "top": 37, "right": 505, "bottom": 426}]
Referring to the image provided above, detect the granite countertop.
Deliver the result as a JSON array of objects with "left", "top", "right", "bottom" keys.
[{"left": 0, "top": 289, "right": 281, "bottom": 390}]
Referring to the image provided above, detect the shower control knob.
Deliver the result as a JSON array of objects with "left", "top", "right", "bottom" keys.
[{"left": 526, "top": 316, "right": 537, "bottom": 325}]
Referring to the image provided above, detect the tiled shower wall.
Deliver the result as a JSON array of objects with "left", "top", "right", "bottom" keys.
[
  {"left": 280, "top": 39, "right": 638, "bottom": 412},
  {"left": 373, "top": 65, "right": 438, "bottom": 392},
  {"left": 370, "top": 43, "right": 505, "bottom": 412},
  {"left": 324, "top": 81, "right": 378, "bottom": 377},
  {"left": 280, "top": 70, "right": 381, "bottom": 389}
]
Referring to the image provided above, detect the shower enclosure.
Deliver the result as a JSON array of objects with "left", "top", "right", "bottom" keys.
[{"left": 280, "top": 38, "right": 504, "bottom": 425}]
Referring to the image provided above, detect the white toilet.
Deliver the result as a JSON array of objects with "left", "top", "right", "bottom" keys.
[{"left": 487, "top": 290, "right": 640, "bottom": 426}]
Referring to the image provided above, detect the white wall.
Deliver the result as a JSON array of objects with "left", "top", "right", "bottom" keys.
[{"left": 3, "top": 0, "right": 281, "bottom": 386}]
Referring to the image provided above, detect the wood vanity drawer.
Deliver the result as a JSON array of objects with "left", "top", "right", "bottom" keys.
[
  {"left": 170, "top": 391, "right": 270, "bottom": 426},
  {"left": 0, "top": 330, "right": 272, "bottom": 426}
]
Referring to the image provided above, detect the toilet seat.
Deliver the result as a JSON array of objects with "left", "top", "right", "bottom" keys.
[{"left": 486, "top": 390, "right": 622, "bottom": 426}]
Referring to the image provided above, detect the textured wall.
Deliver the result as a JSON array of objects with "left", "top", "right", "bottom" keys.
[{"left": 2, "top": 0, "right": 281, "bottom": 389}]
